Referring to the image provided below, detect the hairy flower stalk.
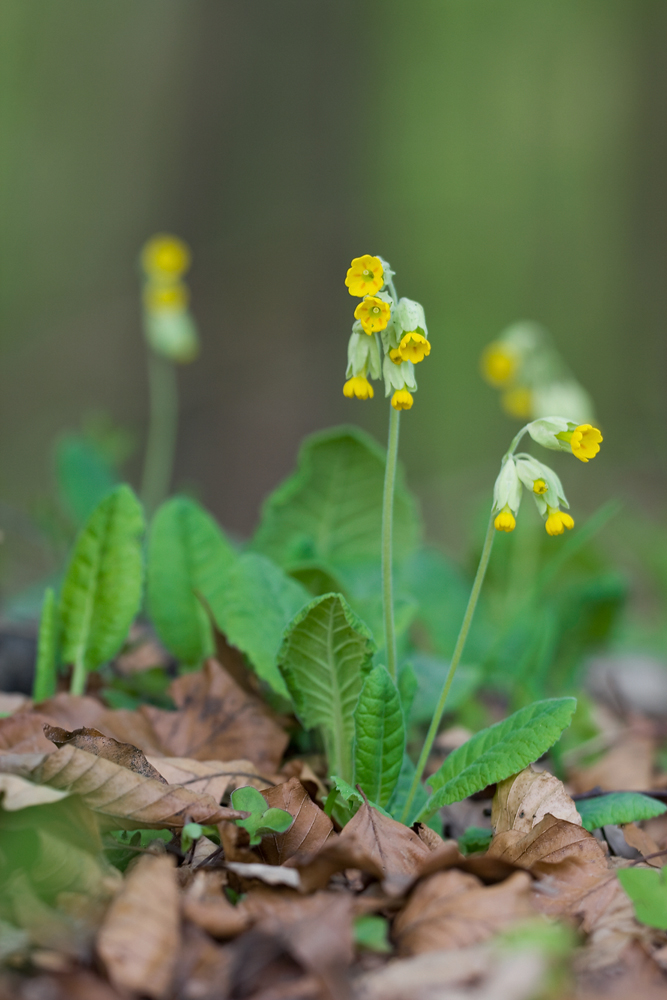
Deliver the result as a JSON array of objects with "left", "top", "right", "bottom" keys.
[
  {"left": 342, "top": 254, "right": 432, "bottom": 679},
  {"left": 400, "top": 414, "right": 604, "bottom": 823}
]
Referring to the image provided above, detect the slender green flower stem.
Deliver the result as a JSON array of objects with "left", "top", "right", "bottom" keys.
[
  {"left": 141, "top": 351, "right": 179, "bottom": 515},
  {"left": 400, "top": 512, "right": 497, "bottom": 823},
  {"left": 382, "top": 405, "right": 401, "bottom": 681},
  {"left": 70, "top": 653, "right": 87, "bottom": 697}
]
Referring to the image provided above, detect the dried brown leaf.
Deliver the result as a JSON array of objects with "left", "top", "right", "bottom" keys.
[
  {"left": 492, "top": 765, "right": 581, "bottom": 834},
  {"left": 393, "top": 868, "right": 534, "bottom": 955},
  {"left": 183, "top": 872, "right": 250, "bottom": 939},
  {"left": 571, "top": 732, "right": 655, "bottom": 793},
  {"left": 147, "top": 755, "right": 266, "bottom": 799},
  {"left": 1, "top": 745, "right": 245, "bottom": 828},
  {"left": 258, "top": 778, "right": 335, "bottom": 865},
  {"left": 43, "top": 725, "right": 166, "bottom": 781},
  {"left": 227, "top": 861, "right": 302, "bottom": 889},
  {"left": 100, "top": 660, "right": 288, "bottom": 771},
  {"left": 413, "top": 822, "right": 449, "bottom": 852},
  {"left": 621, "top": 822, "right": 664, "bottom": 866},
  {"left": 0, "top": 713, "right": 59, "bottom": 754},
  {"left": 97, "top": 853, "right": 180, "bottom": 999},
  {"left": 339, "top": 801, "right": 430, "bottom": 880},
  {"left": 0, "top": 772, "right": 70, "bottom": 810}
]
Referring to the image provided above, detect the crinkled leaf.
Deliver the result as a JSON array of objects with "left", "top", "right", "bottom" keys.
[
  {"left": 206, "top": 553, "right": 309, "bottom": 697},
  {"left": 146, "top": 496, "right": 237, "bottom": 667},
  {"left": 231, "top": 785, "right": 292, "bottom": 846},
  {"left": 278, "top": 594, "right": 375, "bottom": 782},
  {"left": 354, "top": 665, "right": 404, "bottom": 808},
  {"left": 59, "top": 485, "right": 144, "bottom": 674},
  {"left": 252, "top": 426, "right": 420, "bottom": 570},
  {"left": 618, "top": 867, "right": 667, "bottom": 930},
  {"left": 577, "top": 792, "right": 667, "bottom": 832},
  {"left": 417, "top": 698, "right": 576, "bottom": 822}
]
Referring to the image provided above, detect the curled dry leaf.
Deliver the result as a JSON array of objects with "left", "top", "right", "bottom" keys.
[
  {"left": 97, "top": 853, "right": 180, "bottom": 999},
  {"left": 147, "top": 756, "right": 266, "bottom": 800},
  {"left": 1, "top": 745, "right": 246, "bottom": 828},
  {"left": 226, "top": 861, "right": 302, "bottom": 889},
  {"left": 43, "top": 726, "right": 166, "bottom": 782},
  {"left": 257, "top": 777, "right": 335, "bottom": 865},
  {"left": 492, "top": 765, "right": 582, "bottom": 834},
  {"left": 99, "top": 659, "right": 288, "bottom": 771},
  {"left": 393, "top": 868, "right": 534, "bottom": 956},
  {"left": 570, "top": 732, "right": 655, "bottom": 793},
  {"left": 339, "top": 801, "right": 430, "bottom": 882}
]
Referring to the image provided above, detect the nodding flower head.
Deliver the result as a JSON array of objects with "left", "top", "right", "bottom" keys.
[
  {"left": 354, "top": 295, "right": 391, "bottom": 334},
  {"left": 398, "top": 332, "right": 431, "bottom": 364},
  {"left": 532, "top": 478, "right": 548, "bottom": 495},
  {"left": 141, "top": 234, "right": 191, "bottom": 281},
  {"left": 545, "top": 508, "right": 575, "bottom": 536},
  {"left": 527, "top": 418, "right": 603, "bottom": 463},
  {"left": 345, "top": 255, "right": 384, "bottom": 297},
  {"left": 389, "top": 348, "right": 403, "bottom": 365},
  {"left": 391, "top": 388, "right": 414, "bottom": 411},
  {"left": 564, "top": 423, "right": 603, "bottom": 463},
  {"left": 343, "top": 376, "right": 374, "bottom": 400},
  {"left": 143, "top": 283, "right": 189, "bottom": 313},
  {"left": 481, "top": 342, "right": 518, "bottom": 387}
]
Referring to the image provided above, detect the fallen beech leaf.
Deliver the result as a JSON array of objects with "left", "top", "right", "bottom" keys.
[
  {"left": 97, "top": 853, "right": 179, "bottom": 999},
  {"left": 289, "top": 829, "right": 383, "bottom": 892},
  {"left": 0, "top": 772, "right": 69, "bottom": 810},
  {"left": 258, "top": 777, "right": 335, "bottom": 865},
  {"left": 414, "top": 822, "right": 448, "bottom": 852},
  {"left": 0, "top": 713, "right": 61, "bottom": 754},
  {"left": 33, "top": 694, "right": 107, "bottom": 730},
  {"left": 492, "top": 766, "right": 581, "bottom": 834},
  {"left": 183, "top": 873, "right": 250, "bottom": 939},
  {"left": 339, "top": 801, "right": 430, "bottom": 880},
  {"left": 1, "top": 745, "right": 246, "bottom": 828},
  {"left": 101, "top": 660, "right": 287, "bottom": 771},
  {"left": 146, "top": 756, "right": 265, "bottom": 800},
  {"left": 280, "top": 758, "right": 328, "bottom": 802},
  {"left": 622, "top": 822, "right": 664, "bottom": 866},
  {"left": 393, "top": 868, "right": 534, "bottom": 955},
  {"left": 226, "top": 861, "right": 302, "bottom": 889},
  {"left": 43, "top": 726, "right": 166, "bottom": 782}
]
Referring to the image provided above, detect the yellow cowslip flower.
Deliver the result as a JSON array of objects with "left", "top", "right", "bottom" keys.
[
  {"left": 545, "top": 508, "right": 575, "bottom": 536},
  {"left": 354, "top": 296, "right": 391, "bottom": 334},
  {"left": 343, "top": 376, "right": 374, "bottom": 400},
  {"left": 501, "top": 387, "right": 532, "bottom": 420},
  {"left": 389, "top": 348, "right": 403, "bottom": 365},
  {"left": 481, "top": 342, "right": 517, "bottom": 387},
  {"left": 398, "top": 332, "right": 431, "bottom": 364},
  {"left": 532, "top": 479, "right": 548, "bottom": 495},
  {"left": 391, "top": 388, "right": 413, "bottom": 410},
  {"left": 558, "top": 423, "right": 603, "bottom": 463},
  {"left": 141, "top": 235, "right": 191, "bottom": 280},
  {"left": 345, "top": 255, "right": 384, "bottom": 297},
  {"left": 494, "top": 507, "right": 516, "bottom": 532},
  {"left": 143, "top": 282, "right": 189, "bottom": 312}
]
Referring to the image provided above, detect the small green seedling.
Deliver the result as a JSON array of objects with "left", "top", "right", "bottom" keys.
[
  {"left": 230, "top": 786, "right": 293, "bottom": 846},
  {"left": 353, "top": 914, "right": 392, "bottom": 953},
  {"left": 181, "top": 822, "right": 204, "bottom": 854}
]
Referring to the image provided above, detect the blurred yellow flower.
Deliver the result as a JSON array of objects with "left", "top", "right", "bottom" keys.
[
  {"left": 545, "top": 509, "right": 575, "bottom": 536},
  {"left": 141, "top": 234, "right": 191, "bottom": 280},
  {"left": 398, "top": 332, "right": 431, "bottom": 364},
  {"left": 501, "top": 387, "right": 532, "bottom": 419},
  {"left": 564, "top": 424, "right": 603, "bottom": 463},
  {"left": 389, "top": 348, "right": 403, "bottom": 365},
  {"left": 354, "top": 296, "right": 391, "bottom": 334},
  {"left": 343, "top": 376, "right": 374, "bottom": 400},
  {"left": 345, "top": 255, "right": 384, "bottom": 297},
  {"left": 532, "top": 478, "right": 548, "bottom": 495},
  {"left": 143, "top": 283, "right": 189, "bottom": 312},
  {"left": 481, "top": 342, "right": 517, "bottom": 387},
  {"left": 494, "top": 508, "right": 516, "bottom": 532},
  {"left": 391, "top": 388, "right": 413, "bottom": 410}
]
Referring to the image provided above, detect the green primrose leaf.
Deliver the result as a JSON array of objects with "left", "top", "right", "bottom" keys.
[
  {"left": 60, "top": 486, "right": 144, "bottom": 686},
  {"left": 278, "top": 594, "right": 375, "bottom": 783},
  {"left": 206, "top": 553, "right": 310, "bottom": 698},
  {"left": 576, "top": 792, "right": 667, "bottom": 832},
  {"left": 417, "top": 697, "right": 576, "bottom": 823},
  {"left": 56, "top": 434, "right": 119, "bottom": 526},
  {"left": 146, "top": 497, "right": 237, "bottom": 668},
  {"left": 230, "top": 786, "right": 292, "bottom": 846},
  {"left": 328, "top": 776, "right": 392, "bottom": 820},
  {"left": 252, "top": 426, "right": 420, "bottom": 571},
  {"left": 458, "top": 826, "right": 493, "bottom": 855},
  {"left": 33, "top": 588, "right": 58, "bottom": 702},
  {"left": 353, "top": 914, "right": 392, "bottom": 953},
  {"left": 354, "top": 665, "right": 405, "bottom": 808},
  {"left": 618, "top": 867, "right": 667, "bottom": 930},
  {"left": 385, "top": 752, "right": 443, "bottom": 834}
]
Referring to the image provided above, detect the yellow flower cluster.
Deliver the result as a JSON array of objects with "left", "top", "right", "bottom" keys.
[
  {"left": 140, "top": 234, "right": 199, "bottom": 364},
  {"left": 343, "top": 255, "right": 431, "bottom": 410}
]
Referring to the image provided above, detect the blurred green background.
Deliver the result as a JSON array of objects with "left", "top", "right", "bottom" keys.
[{"left": 1, "top": 0, "right": 666, "bottom": 602}]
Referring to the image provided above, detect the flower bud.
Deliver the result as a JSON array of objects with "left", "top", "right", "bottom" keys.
[
  {"left": 145, "top": 309, "right": 199, "bottom": 364},
  {"left": 492, "top": 457, "right": 522, "bottom": 516}
]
